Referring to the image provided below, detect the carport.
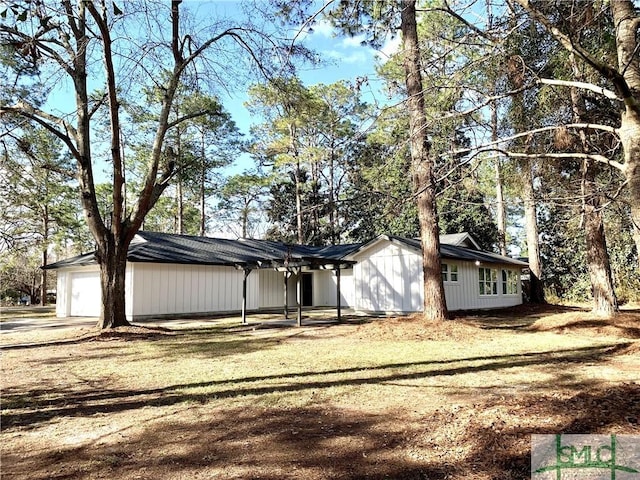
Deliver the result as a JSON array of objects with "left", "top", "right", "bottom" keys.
[{"left": 44, "top": 231, "right": 359, "bottom": 325}]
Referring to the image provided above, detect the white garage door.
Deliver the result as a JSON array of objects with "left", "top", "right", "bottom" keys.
[{"left": 70, "top": 271, "right": 101, "bottom": 317}]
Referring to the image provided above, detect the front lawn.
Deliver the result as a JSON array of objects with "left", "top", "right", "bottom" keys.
[{"left": 1, "top": 305, "right": 638, "bottom": 479}]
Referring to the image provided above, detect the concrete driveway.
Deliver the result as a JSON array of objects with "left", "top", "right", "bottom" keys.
[
  {"left": 0, "top": 307, "right": 98, "bottom": 334},
  {"left": 0, "top": 306, "right": 360, "bottom": 335}
]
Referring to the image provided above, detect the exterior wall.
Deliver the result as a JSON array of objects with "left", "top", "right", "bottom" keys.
[
  {"left": 351, "top": 240, "right": 523, "bottom": 313},
  {"left": 55, "top": 240, "right": 522, "bottom": 318},
  {"left": 441, "top": 260, "right": 522, "bottom": 311},
  {"left": 55, "top": 270, "right": 68, "bottom": 317},
  {"left": 128, "top": 263, "right": 259, "bottom": 319},
  {"left": 312, "top": 268, "right": 355, "bottom": 307},
  {"left": 258, "top": 269, "right": 297, "bottom": 308},
  {"left": 258, "top": 269, "right": 353, "bottom": 309},
  {"left": 352, "top": 241, "right": 423, "bottom": 313}
]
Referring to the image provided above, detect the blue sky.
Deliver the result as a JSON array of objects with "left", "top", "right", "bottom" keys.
[
  {"left": 218, "top": 14, "right": 401, "bottom": 172},
  {"left": 42, "top": 2, "right": 400, "bottom": 181}
]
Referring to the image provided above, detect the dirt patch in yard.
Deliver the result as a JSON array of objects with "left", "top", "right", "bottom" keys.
[{"left": 2, "top": 304, "right": 639, "bottom": 479}]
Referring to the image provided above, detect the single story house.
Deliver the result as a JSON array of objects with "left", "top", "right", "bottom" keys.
[{"left": 45, "top": 231, "right": 527, "bottom": 320}]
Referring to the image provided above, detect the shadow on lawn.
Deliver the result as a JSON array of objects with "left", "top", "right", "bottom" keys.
[
  {"left": 4, "top": 383, "right": 639, "bottom": 480},
  {"left": 461, "top": 383, "right": 640, "bottom": 479},
  {"left": 0, "top": 313, "right": 366, "bottom": 351},
  {"left": 454, "top": 304, "right": 586, "bottom": 330},
  {"left": 2, "top": 342, "right": 630, "bottom": 431}
]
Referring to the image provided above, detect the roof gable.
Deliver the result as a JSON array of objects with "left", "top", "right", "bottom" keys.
[
  {"left": 346, "top": 233, "right": 526, "bottom": 267},
  {"left": 439, "top": 232, "right": 481, "bottom": 250}
]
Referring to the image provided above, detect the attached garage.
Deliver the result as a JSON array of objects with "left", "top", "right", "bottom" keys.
[{"left": 46, "top": 231, "right": 358, "bottom": 321}]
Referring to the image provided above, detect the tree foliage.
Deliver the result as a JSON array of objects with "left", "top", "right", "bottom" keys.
[{"left": 0, "top": 0, "right": 299, "bottom": 328}]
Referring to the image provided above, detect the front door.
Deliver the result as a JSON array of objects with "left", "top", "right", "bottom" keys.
[{"left": 302, "top": 273, "right": 313, "bottom": 306}]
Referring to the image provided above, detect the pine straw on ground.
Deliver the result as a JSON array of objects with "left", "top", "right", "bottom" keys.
[
  {"left": 1, "top": 304, "right": 639, "bottom": 480},
  {"left": 527, "top": 311, "right": 640, "bottom": 339},
  {"left": 354, "top": 313, "right": 493, "bottom": 341},
  {"left": 88, "top": 325, "right": 176, "bottom": 341}
]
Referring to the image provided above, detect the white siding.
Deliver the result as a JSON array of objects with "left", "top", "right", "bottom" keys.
[
  {"left": 313, "top": 270, "right": 336, "bottom": 306},
  {"left": 54, "top": 266, "right": 101, "bottom": 317},
  {"left": 442, "top": 261, "right": 522, "bottom": 310},
  {"left": 258, "top": 269, "right": 297, "bottom": 308},
  {"left": 338, "top": 269, "right": 354, "bottom": 307},
  {"left": 55, "top": 270, "right": 68, "bottom": 317},
  {"left": 314, "top": 268, "right": 355, "bottom": 307},
  {"left": 352, "top": 241, "right": 423, "bottom": 313},
  {"left": 129, "top": 263, "right": 259, "bottom": 319},
  {"left": 351, "top": 239, "right": 523, "bottom": 313}
]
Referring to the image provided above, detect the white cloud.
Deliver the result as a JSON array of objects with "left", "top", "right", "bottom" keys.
[
  {"left": 307, "top": 18, "right": 335, "bottom": 39},
  {"left": 376, "top": 32, "right": 402, "bottom": 63},
  {"left": 325, "top": 49, "right": 368, "bottom": 64},
  {"left": 341, "top": 34, "right": 367, "bottom": 48}
]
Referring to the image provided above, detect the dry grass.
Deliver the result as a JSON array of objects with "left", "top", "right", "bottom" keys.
[{"left": 1, "top": 305, "right": 639, "bottom": 479}]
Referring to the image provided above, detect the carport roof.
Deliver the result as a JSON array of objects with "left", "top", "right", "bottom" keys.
[{"left": 44, "top": 231, "right": 361, "bottom": 270}]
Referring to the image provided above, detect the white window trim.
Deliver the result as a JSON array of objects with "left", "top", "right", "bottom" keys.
[
  {"left": 502, "top": 269, "right": 519, "bottom": 295},
  {"left": 479, "top": 267, "right": 498, "bottom": 296},
  {"left": 441, "top": 262, "right": 459, "bottom": 283}
]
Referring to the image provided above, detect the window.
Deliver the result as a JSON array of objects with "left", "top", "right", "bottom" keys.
[
  {"left": 502, "top": 269, "right": 518, "bottom": 295},
  {"left": 479, "top": 267, "right": 498, "bottom": 295},
  {"left": 441, "top": 263, "right": 458, "bottom": 282}
]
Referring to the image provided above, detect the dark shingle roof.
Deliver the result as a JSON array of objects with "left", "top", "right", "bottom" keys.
[
  {"left": 44, "top": 231, "right": 361, "bottom": 270},
  {"left": 44, "top": 231, "right": 526, "bottom": 270},
  {"left": 384, "top": 235, "right": 528, "bottom": 266}
]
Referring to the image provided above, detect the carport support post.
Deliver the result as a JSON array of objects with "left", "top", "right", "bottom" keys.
[
  {"left": 336, "top": 266, "right": 342, "bottom": 323},
  {"left": 241, "top": 268, "right": 251, "bottom": 325},
  {"left": 283, "top": 271, "right": 290, "bottom": 320},
  {"left": 296, "top": 267, "right": 302, "bottom": 327}
]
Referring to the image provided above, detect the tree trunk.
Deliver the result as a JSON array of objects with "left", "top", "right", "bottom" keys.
[
  {"left": 176, "top": 140, "right": 184, "bottom": 234},
  {"left": 623, "top": 121, "right": 640, "bottom": 267},
  {"left": 569, "top": 51, "right": 618, "bottom": 316},
  {"left": 287, "top": 123, "right": 304, "bottom": 244},
  {"left": 41, "top": 248, "right": 47, "bottom": 306},
  {"left": 329, "top": 146, "right": 337, "bottom": 244},
  {"left": 294, "top": 160, "right": 303, "bottom": 244},
  {"left": 521, "top": 157, "right": 545, "bottom": 303},
  {"left": 311, "top": 158, "right": 320, "bottom": 244},
  {"left": 624, "top": 121, "right": 640, "bottom": 267},
  {"left": 41, "top": 208, "right": 48, "bottom": 306},
  {"left": 401, "top": 0, "right": 448, "bottom": 321},
  {"left": 242, "top": 201, "right": 249, "bottom": 238},
  {"left": 96, "top": 238, "right": 129, "bottom": 329},
  {"left": 582, "top": 162, "right": 618, "bottom": 316},
  {"left": 611, "top": 0, "right": 640, "bottom": 268},
  {"left": 176, "top": 180, "right": 183, "bottom": 234}
]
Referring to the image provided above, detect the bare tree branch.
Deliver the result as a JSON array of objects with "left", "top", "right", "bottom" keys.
[
  {"left": 501, "top": 150, "right": 624, "bottom": 171},
  {"left": 537, "top": 78, "right": 621, "bottom": 101},
  {"left": 448, "top": 122, "right": 619, "bottom": 159}
]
